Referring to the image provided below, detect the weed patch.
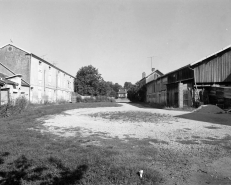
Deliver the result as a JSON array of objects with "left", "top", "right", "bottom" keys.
[
  {"left": 88, "top": 111, "right": 177, "bottom": 123},
  {"left": 0, "top": 102, "right": 164, "bottom": 184}
]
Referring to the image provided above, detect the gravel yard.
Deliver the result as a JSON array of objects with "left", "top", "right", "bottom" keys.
[{"left": 39, "top": 103, "right": 231, "bottom": 185}]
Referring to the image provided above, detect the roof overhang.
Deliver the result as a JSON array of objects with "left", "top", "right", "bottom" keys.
[{"left": 190, "top": 44, "right": 231, "bottom": 67}]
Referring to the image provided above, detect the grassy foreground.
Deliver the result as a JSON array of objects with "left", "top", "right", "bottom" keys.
[{"left": 0, "top": 103, "right": 161, "bottom": 185}]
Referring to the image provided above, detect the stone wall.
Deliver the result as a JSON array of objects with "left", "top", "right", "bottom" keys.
[{"left": 0, "top": 45, "right": 30, "bottom": 83}]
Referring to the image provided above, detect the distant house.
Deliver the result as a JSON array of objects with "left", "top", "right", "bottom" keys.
[
  {"left": 0, "top": 44, "right": 75, "bottom": 104},
  {"left": 117, "top": 88, "right": 127, "bottom": 98}
]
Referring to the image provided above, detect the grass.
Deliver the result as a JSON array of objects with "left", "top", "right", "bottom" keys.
[
  {"left": 88, "top": 111, "right": 178, "bottom": 123},
  {"left": 0, "top": 102, "right": 162, "bottom": 185}
]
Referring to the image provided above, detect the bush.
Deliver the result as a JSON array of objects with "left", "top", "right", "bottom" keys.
[
  {"left": 0, "top": 96, "right": 29, "bottom": 118},
  {"left": 56, "top": 98, "right": 69, "bottom": 104},
  {"left": 76, "top": 96, "right": 82, "bottom": 103},
  {"left": 43, "top": 99, "right": 53, "bottom": 105},
  {"left": 76, "top": 96, "right": 115, "bottom": 103}
]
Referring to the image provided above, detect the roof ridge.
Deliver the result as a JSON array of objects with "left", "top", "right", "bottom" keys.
[
  {"left": 191, "top": 44, "right": 231, "bottom": 66},
  {"left": 0, "top": 43, "right": 75, "bottom": 78}
]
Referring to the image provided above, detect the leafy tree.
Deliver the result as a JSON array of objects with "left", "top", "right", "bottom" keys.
[
  {"left": 97, "top": 81, "right": 111, "bottom": 96},
  {"left": 124, "top": 82, "right": 133, "bottom": 90},
  {"left": 112, "top": 83, "right": 122, "bottom": 93},
  {"left": 75, "top": 65, "right": 119, "bottom": 97},
  {"left": 127, "top": 81, "right": 146, "bottom": 102},
  {"left": 75, "top": 65, "right": 103, "bottom": 96}
]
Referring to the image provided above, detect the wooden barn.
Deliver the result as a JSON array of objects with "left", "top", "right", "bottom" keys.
[
  {"left": 191, "top": 45, "right": 231, "bottom": 109},
  {"left": 165, "top": 65, "right": 194, "bottom": 108}
]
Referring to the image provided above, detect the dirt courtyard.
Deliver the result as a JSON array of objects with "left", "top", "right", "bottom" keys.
[{"left": 38, "top": 103, "right": 231, "bottom": 185}]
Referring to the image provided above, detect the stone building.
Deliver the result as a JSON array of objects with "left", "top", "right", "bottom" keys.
[{"left": 0, "top": 44, "right": 75, "bottom": 104}]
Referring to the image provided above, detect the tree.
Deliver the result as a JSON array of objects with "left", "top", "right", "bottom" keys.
[
  {"left": 124, "top": 82, "right": 133, "bottom": 90},
  {"left": 112, "top": 83, "right": 122, "bottom": 93},
  {"left": 75, "top": 65, "right": 103, "bottom": 96},
  {"left": 127, "top": 81, "right": 146, "bottom": 102},
  {"left": 75, "top": 65, "right": 118, "bottom": 97},
  {"left": 97, "top": 81, "right": 111, "bottom": 96}
]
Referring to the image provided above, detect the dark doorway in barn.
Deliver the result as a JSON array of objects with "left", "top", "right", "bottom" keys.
[{"left": 174, "top": 92, "right": 178, "bottom": 107}]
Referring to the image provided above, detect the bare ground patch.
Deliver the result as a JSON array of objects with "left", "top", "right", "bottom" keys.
[{"left": 37, "top": 103, "right": 231, "bottom": 185}]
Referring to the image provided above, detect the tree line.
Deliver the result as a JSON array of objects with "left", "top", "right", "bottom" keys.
[{"left": 74, "top": 65, "right": 146, "bottom": 101}]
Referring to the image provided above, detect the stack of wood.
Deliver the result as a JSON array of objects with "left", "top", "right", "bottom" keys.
[{"left": 208, "top": 86, "right": 231, "bottom": 109}]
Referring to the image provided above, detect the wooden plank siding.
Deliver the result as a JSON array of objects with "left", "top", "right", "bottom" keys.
[
  {"left": 193, "top": 49, "right": 231, "bottom": 83},
  {"left": 167, "top": 65, "right": 194, "bottom": 84}
]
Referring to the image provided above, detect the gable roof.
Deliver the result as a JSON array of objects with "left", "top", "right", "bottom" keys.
[
  {"left": 0, "top": 44, "right": 75, "bottom": 79},
  {"left": 31, "top": 54, "right": 75, "bottom": 78},
  {"left": 190, "top": 44, "right": 231, "bottom": 67},
  {"left": 155, "top": 70, "right": 164, "bottom": 76}
]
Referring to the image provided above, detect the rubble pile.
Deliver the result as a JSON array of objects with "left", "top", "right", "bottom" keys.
[{"left": 193, "top": 104, "right": 225, "bottom": 114}]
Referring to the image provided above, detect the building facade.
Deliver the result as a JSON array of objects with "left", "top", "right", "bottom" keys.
[
  {"left": 191, "top": 45, "right": 231, "bottom": 109},
  {"left": 140, "top": 45, "right": 231, "bottom": 108},
  {"left": 0, "top": 44, "right": 75, "bottom": 103},
  {"left": 117, "top": 88, "right": 127, "bottom": 98}
]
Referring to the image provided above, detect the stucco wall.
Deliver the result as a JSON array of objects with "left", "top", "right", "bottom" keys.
[{"left": 30, "top": 56, "right": 74, "bottom": 103}]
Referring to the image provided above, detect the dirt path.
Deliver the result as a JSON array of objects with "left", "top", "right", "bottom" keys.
[{"left": 38, "top": 103, "right": 231, "bottom": 185}]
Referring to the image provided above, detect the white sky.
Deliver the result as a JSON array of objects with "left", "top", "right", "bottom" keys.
[{"left": 0, "top": 0, "right": 231, "bottom": 85}]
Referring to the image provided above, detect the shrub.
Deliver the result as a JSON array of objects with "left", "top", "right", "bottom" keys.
[
  {"left": 0, "top": 96, "right": 29, "bottom": 118},
  {"left": 43, "top": 99, "right": 53, "bottom": 105},
  {"left": 76, "top": 96, "right": 82, "bottom": 102},
  {"left": 76, "top": 95, "right": 115, "bottom": 103},
  {"left": 57, "top": 98, "right": 69, "bottom": 104}
]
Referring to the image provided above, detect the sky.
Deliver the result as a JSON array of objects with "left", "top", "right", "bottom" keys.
[{"left": 0, "top": 0, "right": 231, "bottom": 86}]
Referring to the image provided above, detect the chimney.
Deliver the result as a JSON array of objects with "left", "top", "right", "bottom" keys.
[
  {"left": 142, "top": 72, "right": 146, "bottom": 79},
  {"left": 152, "top": 68, "right": 155, "bottom": 72}
]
